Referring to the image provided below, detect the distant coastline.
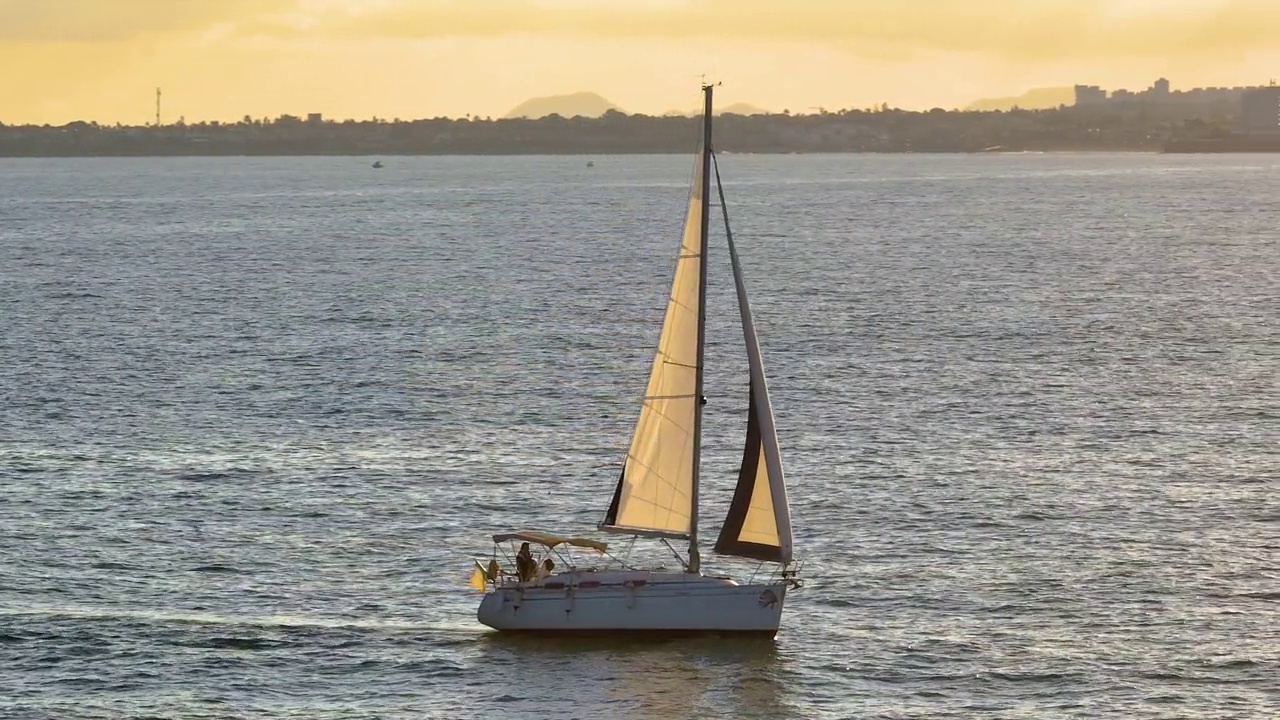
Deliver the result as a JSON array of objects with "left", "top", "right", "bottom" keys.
[{"left": 0, "top": 105, "right": 1264, "bottom": 157}]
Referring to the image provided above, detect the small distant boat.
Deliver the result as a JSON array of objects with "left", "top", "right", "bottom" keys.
[
  {"left": 371, "top": 161, "right": 384, "bottom": 168},
  {"left": 586, "top": 160, "right": 595, "bottom": 167},
  {"left": 471, "top": 84, "right": 800, "bottom": 637}
]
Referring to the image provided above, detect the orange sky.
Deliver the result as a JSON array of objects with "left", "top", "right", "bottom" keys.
[{"left": 2, "top": 0, "right": 1279, "bottom": 124}]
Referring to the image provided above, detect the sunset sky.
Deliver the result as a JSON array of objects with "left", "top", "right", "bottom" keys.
[{"left": 2, "top": 0, "right": 1279, "bottom": 124}]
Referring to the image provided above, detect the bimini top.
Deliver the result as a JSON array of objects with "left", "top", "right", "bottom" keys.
[{"left": 491, "top": 530, "right": 608, "bottom": 553}]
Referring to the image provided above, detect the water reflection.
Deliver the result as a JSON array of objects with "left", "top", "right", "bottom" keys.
[{"left": 474, "top": 633, "right": 790, "bottom": 718}]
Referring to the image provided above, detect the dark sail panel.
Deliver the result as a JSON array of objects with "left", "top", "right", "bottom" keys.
[
  {"left": 602, "top": 468, "right": 624, "bottom": 527},
  {"left": 713, "top": 381, "right": 784, "bottom": 562}
]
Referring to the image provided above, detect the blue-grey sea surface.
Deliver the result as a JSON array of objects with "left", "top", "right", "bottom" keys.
[{"left": 0, "top": 153, "right": 1276, "bottom": 719}]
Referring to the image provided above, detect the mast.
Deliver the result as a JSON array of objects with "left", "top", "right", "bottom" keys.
[{"left": 688, "top": 83, "right": 713, "bottom": 574}]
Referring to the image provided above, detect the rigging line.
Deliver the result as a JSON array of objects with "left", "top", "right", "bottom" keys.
[{"left": 710, "top": 151, "right": 735, "bottom": 244}]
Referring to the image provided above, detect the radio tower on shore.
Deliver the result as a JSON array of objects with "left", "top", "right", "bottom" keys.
[{"left": 155, "top": 87, "right": 162, "bottom": 127}]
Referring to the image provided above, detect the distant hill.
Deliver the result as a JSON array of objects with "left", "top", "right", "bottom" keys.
[
  {"left": 662, "top": 103, "right": 771, "bottom": 117},
  {"left": 504, "top": 92, "right": 623, "bottom": 119},
  {"left": 966, "top": 87, "right": 1074, "bottom": 111},
  {"left": 722, "top": 103, "right": 770, "bottom": 116}
]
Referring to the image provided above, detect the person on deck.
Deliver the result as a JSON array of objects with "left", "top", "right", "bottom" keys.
[
  {"left": 516, "top": 542, "right": 536, "bottom": 582},
  {"left": 536, "top": 558, "right": 555, "bottom": 581}
]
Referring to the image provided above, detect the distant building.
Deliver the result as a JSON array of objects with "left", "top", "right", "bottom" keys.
[
  {"left": 307, "top": 113, "right": 323, "bottom": 124},
  {"left": 1241, "top": 86, "right": 1280, "bottom": 135},
  {"left": 1074, "top": 85, "right": 1107, "bottom": 105},
  {"left": 1073, "top": 78, "right": 1269, "bottom": 111}
]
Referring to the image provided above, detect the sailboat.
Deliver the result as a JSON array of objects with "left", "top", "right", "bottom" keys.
[{"left": 475, "top": 84, "right": 799, "bottom": 636}]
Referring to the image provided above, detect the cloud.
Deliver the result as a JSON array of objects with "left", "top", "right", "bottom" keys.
[
  {"left": 232, "top": 0, "right": 1279, "bottom": 62},
  {"left": 4, "top": 0, "right": 1275, "bottom": 63},
  {"left": 0, "top": 0, "right": 292, "bottom": 42}
]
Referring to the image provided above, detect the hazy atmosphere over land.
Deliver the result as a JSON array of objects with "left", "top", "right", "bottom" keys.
[{"left": 3, "top": 0, "right": 1279, "bottom": 124}]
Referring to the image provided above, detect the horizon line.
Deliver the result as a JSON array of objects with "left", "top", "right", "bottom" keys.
[{"left": 14, "top": 104, "right": 1105, "bottom": 128}]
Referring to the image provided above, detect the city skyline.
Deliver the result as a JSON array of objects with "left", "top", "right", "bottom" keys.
[
  {"left": 6, "top": 75, "right": 1275, "bottom": 128},
  {"left": 3, "top": 0, "right": 1279, "bottom": 125}
]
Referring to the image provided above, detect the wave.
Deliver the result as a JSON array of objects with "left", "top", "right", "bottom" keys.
[
  {"left": 187, "top": 636, "right": 290, "bottom": 650},
  {"left": 189, "top": 564, "right": 241, "bottom": 574}
]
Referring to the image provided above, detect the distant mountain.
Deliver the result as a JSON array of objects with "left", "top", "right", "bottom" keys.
[
  {"left": 504, "top": 92, "right": 623, "bottom": 119},
  {"left": 661, "top": 103, "right": 771, "bottom": 117},
  {"left": 965, "top": 87, "right": 1075, "bottom": 111}
]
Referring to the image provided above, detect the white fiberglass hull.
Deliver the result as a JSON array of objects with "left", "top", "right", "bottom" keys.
[{"left": 477, "top": 570, "right": 786, "bottom": 636}]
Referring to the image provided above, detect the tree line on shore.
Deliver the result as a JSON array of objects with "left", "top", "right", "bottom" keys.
[{"left": 0, "top": 104, "right": 1243, "bottom": 156}]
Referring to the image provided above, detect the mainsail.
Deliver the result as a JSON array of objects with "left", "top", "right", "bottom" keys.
[
  {"left": 600, "top": 149, "right": 706, "bottom": 539},
  {"left": 711, "top": 155, "right": 794, "bottom": 565}
]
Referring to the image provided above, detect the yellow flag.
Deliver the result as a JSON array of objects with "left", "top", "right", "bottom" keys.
[{"left": 468, "top": 561, "right": 487, "bottom": 592}]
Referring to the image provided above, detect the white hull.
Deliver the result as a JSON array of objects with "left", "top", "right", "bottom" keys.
[{"left": 477, "top": 570, "right": 786, "bottom": 636}]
